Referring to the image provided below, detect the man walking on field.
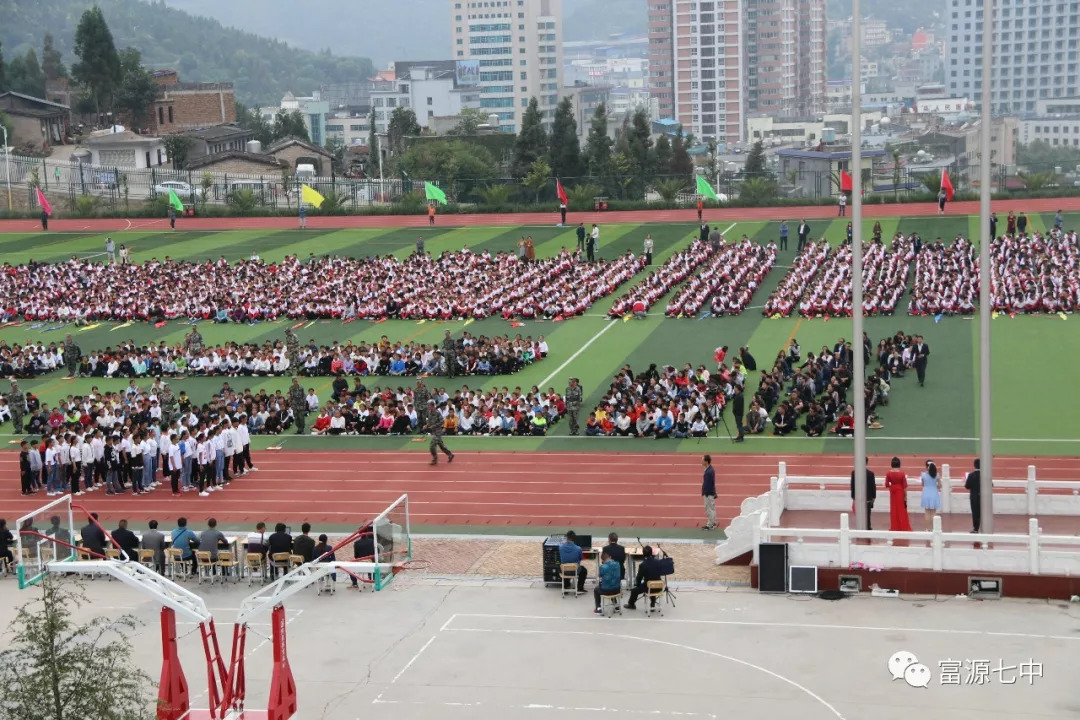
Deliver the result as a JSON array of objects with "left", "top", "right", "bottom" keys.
[{"left": 425, "top": 401, "right": 454, "bottom": 466}]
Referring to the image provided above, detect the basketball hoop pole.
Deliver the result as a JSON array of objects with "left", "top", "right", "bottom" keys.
[{"left": 159, "top": 607, "right": 190, "bottom": 720}]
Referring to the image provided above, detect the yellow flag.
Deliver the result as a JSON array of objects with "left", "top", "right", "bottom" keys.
[{"left": 301, "top": 184, "right": 325, "bottom": 209}]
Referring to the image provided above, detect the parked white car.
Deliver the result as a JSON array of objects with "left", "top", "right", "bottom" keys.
[{"left": 153, "top": 180, "right": 202, "bottom": 198}]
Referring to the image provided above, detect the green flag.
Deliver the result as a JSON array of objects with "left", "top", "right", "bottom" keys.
[
  {"left": 424, "top": 181, "right": 447, "bottom": 205},
  {"left": 167, "top": 189, "right": 185, "bottom": 212},
  {"left": 695, "top": 175, "right": 719, "bottom": 201}
]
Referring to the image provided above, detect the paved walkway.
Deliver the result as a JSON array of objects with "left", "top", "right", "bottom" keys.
[
  {"left": 1, "top": 197, "right": 1074, "bottom": 233},
  {"left": 410, "top": 536, "right": 749, "bottom": 585}
]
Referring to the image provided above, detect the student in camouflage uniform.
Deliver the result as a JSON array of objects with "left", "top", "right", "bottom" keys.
[
  {"left": 288, "top": 377, "right": 307, "bottom": 434},
  {"left": 424, "top": 400, "right": 454, "bottom": 465},
  {"left": 8, "top": 381, "right": 26, "bottom": 434},
  {"left": 565, "top": 377, "right": 583, "bottom": 436},
  {"left": 158, "top": 384, "right": 177, "bottom": 427},
  {"left": 412, "top": 377, "right": 430, "bottom": 415},
  {"left": 185, "top": 325, "right": 205, "bottom": 354},
  {"left": 442, "top": 331, "right": 458, "bottom": 379},
  {"left": 285, "top": 327, "right": 300, "bottom": 369},
  {"left": 62, "top": 335, "right": 81, "bottom": 378}
]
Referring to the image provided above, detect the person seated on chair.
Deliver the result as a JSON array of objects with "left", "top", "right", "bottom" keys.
[
  {"left": 602, "top": 532, "right": 627, "bottom": 582},
  {"left": 559, "top": 530, "right": 587, "bottom": 593},
  {"left": 245, "top": 521, "right": 268, "bottom": 559},
  {"left": 170, "top": 517, "right": 199, "bottom": 575},
  {"left": 0, "top": 519, "right": 14, "bottom": 568},
  {"left": 350, "top": 524, "right": 375, "bottom": 590},
  {"left": 313, "top": 533, "right": 336, "bottom": 583},
  {"left": 293, "top": 522, "right": 316, "bottom": 563},
  {"left": 625, "top": 545, "right": 663, "bottom": 610},
  {"left": 266, "top": 522, "right": 293, "bottom": 579},
  {"left": 111, "top": 519, "right": 140, "bottom": 562},
  {"left": 81, "top": 512, "right": 108, "bottom": 558},
  {"left": 593, "top": 551, "right": 623, "bottom": 615},
  {"left": 198, "top": 518, "right": 229, "bottom": 562},
  {"left": 142, "top": 519, "right": 166, "bottom": 574}
]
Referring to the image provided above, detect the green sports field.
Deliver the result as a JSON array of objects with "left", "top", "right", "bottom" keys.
[{"left": 2, "top": 210, "right": 1079, "bottom": 456}]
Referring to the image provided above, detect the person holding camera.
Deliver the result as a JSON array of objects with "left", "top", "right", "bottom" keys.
[{"left": 624, "top": 545, "right": 664, "bottom": 610}]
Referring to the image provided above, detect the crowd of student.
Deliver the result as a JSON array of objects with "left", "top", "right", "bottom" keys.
[
  {"left": 909, "top": 230, "right": 1080, "bottom": 316},
  {"left": 0, "top": 333, "right": 549, "bottom": 380},
  {"left": 763, "top": 235, "right": 913, "bottom": 318},
  {"left": 582, "top": 361, "right": 737, "bottom": 438},
  {"left": 0, "top": 248, "right": 645, "bottom": 323},
  {"left": 608, "top": 241, "right": 715, "bottom": 318},
  {"left": 664, "top": 238, "right": 777, "bottom": 317},
  {"left": 307, "top": 384, "right": 566, "bottom": 437}
]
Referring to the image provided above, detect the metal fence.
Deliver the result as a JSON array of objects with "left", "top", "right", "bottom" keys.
[{"left": 3, "top": 153, "right": 1078, "bottom": 213}]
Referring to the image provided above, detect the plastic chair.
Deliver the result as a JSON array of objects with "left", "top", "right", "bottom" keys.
[
  {"left": 217, "top": 552, "right": 239, "bottom": 583},
  {"left": 269, "top": 552, "right": 292, "bottom": 580},
  {"left": 195, "top": 551, "right": 215, "bottom": 584},
  {"left": 289, "top": 554, "right": 305, "bottom": 570},
  {"left": 599, "top": 590, "right": 623, "bottom": 617},
  {"left": 645, "top": 580, "right": 665, "bottom": 617},
  {"left": 167, "top": 548, "right": 191, "bottom": 579},
  {"left": 246, "top": 553, "right": 266, "bottom": 584},
  {"left": 138, "top": 549, "right": 157, "bottom": 572},
  {"left": 560, "top": 563, "right": 581, "bottom": 598}
]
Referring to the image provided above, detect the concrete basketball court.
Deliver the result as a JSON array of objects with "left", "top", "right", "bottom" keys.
[{"left": 3, "top": 574, "right": 1076, "bottom": 720}]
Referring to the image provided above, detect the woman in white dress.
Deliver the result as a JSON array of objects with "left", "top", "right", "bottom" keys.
[{"left": 920, "top": 460, "right": 943, "bottom": 531}]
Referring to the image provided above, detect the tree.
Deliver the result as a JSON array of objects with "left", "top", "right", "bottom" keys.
[
  {"left": 368, "top": 105, "right": 379, "bottom": 171},
  {"left": 669, "top": 126, "right": 693, "bottom": 182},
  {"left": 7, "top": 50, "right": 46, "bottom": 98},
  {"left": 42, "top": 33, "right": 68, "bottom": 82},
  {"left": 744, "top": 140, "right": 768, "bottom": 178},
  {"left": 627, "top": 107, "right": 654, "bottom": 181},
  {"left": 114, "top": 48, "right": 158, "bottom": 129},
  {"left": 72, "top": 6, "right": 122, "bottom": 114},
  {"left": 272, "top": 109, "right": 309, "bottom": 143},
  {"left": 0, "top": 576, "right": 153, "bottom": 720},
  {"left": 398, "top": 139, "right": 496, "bottom": 185},
  {"left": 584, "top": 102, "right": 613, "bottom": 178},
  {"left": 522, "top": 156, "right": 552, "bottom": 202},
  {"left": 0, "top": 113, "right": 13, "bottom": 146},
  {"left": 511, "top": 97, "right": 548, "bottom": 179},
  {"left": 447, "top": 107, "right": 487, "bottom": 136},
  {"left": 0, "top": 41, "right": 6, "bottom": 92},
  {"left": 652, "top": 134, "right": 672, "bottom": 178},
  {"left": 162, "top": 135, "right": 193, "bottom": 170},
  {"left": 324, "top": 137, "right": 346, "bottom": 174},
  {"left": 386, "top": 107, "right": 420, "bottom": 155},
  {"left": 548, "top": 96, "right": 582, "bottom": 179},
  {"left": 652, "top": 178, "right": 687, "bottom": 201},
  {"left": 739, "top": 176, "right": 779, "bottom": 204}
]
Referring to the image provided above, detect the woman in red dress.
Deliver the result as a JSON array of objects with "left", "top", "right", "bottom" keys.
[{"left": 884, "top": 456, "right": 913, "bottom": 532}]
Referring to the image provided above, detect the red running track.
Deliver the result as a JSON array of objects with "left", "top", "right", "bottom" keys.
[
  {"left": 0, "top": 197, "right": 1076, "bottom": 233},
  {"left": 2, "top": 451, "right": 1076, "bottom": 530}
]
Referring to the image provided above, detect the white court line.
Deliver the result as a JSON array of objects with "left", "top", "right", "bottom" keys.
[
  {"left": 372, "top": 698, "right": 720, "bottom": 718},
  {"left": 445, "top": 613, "right": 1080, "bottom": 642},
  {"left": 372, "top": 635, "right": 440, "bottom": 704},
  {"left": 538, "top": 320, "right": 619, "bottom": 388},
  {"left": 437, "top": 625, "right": 845, "bottom": 719}
]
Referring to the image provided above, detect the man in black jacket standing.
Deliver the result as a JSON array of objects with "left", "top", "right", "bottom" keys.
[
  {"left": 964, "top": 459, "right": 982, "bottom": 533},
  {"left": 850, "top": 467, "right": 877, "bottom": 530},
  {"left": 796, "top": 220, "right": 811, "bottom": 251},
  {"left": 732, "top": 385, "right": 745, "bottom": 443},
  {"left": 913, "top": 335, "right": 930, "bottom": 387},
  {"left": 701, "top": 454, "right": 717, "bottom": 530}
]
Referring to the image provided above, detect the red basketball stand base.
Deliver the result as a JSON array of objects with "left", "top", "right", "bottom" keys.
[{"left": 184, "top": 711, "right": 268, "bottom": 720}]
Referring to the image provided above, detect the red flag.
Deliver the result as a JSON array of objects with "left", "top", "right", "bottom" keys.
[
  {"left": 556, "top": 178, "right": 568, "bottom": 206},
  {"left": 35, "top": 187, "right": 52, "bottom": 216},
  {"left": 840, "top": 170, "right": 853, "bottom": 192},
  {"left": 940, "top": 169, "right": 955, "bottom": 201}
]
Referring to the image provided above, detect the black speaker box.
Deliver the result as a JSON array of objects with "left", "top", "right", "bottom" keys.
[{"left": 758, "top": 542, "right": 788, "bottom": 593}]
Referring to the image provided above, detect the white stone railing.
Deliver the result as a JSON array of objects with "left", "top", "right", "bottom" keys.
[
  {"left": 752, "top": 513, "right": 1080, "bottom": 576},
  {"left": 773, "top": 462, "right": 1080, "bottom": 521}
]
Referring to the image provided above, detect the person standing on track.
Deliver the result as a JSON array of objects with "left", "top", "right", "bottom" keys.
[
  {"left": 424, "top": 400, "right": 454, "bottom": 466},
  {"left": 701, "top": 454, "right": 717, "bottom": 530},
  {"left": 289, "top": 377, "right": 307, "bottom": 434},
  {"left": 565, "top": 377, "right": 583, "bottom": 436}
]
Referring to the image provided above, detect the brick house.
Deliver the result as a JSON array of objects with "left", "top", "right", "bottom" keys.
[
  {"left": 186, "top": 150, "right": 283, "bottom": 175},
  {"left": 0, "top": 91, "right": 70, "bottom": 150},
  {"left": 266, "top": 136, "right": 334, "bottom": 176},
  {"left": 175, "top": 125, "right": 256, "bottom": 161},
  {"left": 146, "top": 72, "right": 237, "bottom": 134}
]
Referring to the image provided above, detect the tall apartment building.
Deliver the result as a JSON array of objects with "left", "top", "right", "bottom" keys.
[
  {"left": 451, "top": 0, "right": 563, "bottom": 133},
  {"left": 648, "top": 0, "right": 826, "bottom": 144},
  {"left": 946, "top": 0, "right": 1080, "bottom": 115}
]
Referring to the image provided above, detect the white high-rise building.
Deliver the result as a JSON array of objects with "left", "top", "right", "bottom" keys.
[
  {"left": 946, "top": 0, "right": 1080, "bottom": 115},
  {"left": 451, "top": 0, "right": 563, "bottom": 133}
]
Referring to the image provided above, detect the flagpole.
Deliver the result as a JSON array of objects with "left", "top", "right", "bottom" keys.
[
  {"left": 978, "top": 0, "right": 994, "bottom": 533},
  {"left": 851, "top": 0, "right": 868, "bottom": 531},
  {"left": 2, "top": 125, "right": 11, "bottom": 212}
]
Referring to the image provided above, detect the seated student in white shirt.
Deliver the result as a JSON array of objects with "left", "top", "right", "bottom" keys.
[{"left": 690, "top": 417, "right": 709, "bottom": 438}]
